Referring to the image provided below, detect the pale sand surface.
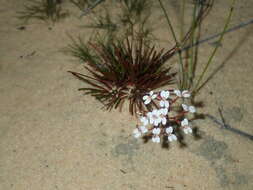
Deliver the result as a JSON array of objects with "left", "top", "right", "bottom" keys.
[{"left": 0, "top": 0, "right": 253, "bottom": 189}]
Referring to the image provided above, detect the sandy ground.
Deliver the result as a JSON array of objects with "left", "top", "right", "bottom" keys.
[{"left": 0, "top": 0, "right": 253, "bottom": 189}]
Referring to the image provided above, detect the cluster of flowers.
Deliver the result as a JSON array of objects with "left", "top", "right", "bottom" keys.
[{"left": 133, "top": 89, "right": 196, "bottom": 143}]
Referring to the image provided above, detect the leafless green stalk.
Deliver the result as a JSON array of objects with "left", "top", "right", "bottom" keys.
[{"left": 193, "top": 0, "right": 236, "bottom": 95}]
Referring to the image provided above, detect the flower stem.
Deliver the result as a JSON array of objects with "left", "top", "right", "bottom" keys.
[
  {"left": 193, "top": 0, "right": 236, "bottom": 95},
  {"left": 158, "top": 0, "right": 184, "bottom": 89}
]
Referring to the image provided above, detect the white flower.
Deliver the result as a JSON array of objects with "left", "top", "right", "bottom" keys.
[
  {"left": 182, "top": 90, "right": 191, "bottom": 98},
  {"left": 160, "top": 108, "right": 168, "bottom": 115},
  {"left": 152, "top": 136, "right": 160, "bottom": 143},
  {"left": 174, "top": 90, "right": 181, "bottom": 97},
  {"left": 183, "top": 127, "right": 192, "bottom": 134},
  {"left": 139, "top": 126, "right": 148, "bottom": 134},
  {"left": 181, "top": 118, "right": 192, "bottom": 134},
  {"left": 152, "top": 128, "right": 161, "bottom": 143},
  {"left": 181, "top": 118, "right": 189, "bottom": 126},
  {"left": 189, "top": 106, "right": 196, "bottom": 113},
  {"left": 166, "top": 126, "right": 177, "bottom": 142},
  {"left": 159, "top": 90, "right": 170, "bottom": 108},
  {"left": 182, "top": 104, "right": 196, "bottom": 113},
  {"left": 140, "top": 116, "right": 149, "bottom": 126},
  {"left": 159, "top": 108, "right": 168, "bottom": 125},
  {"left": 147, "top": 109, "right": 162, "bottom": 126},
  {"left": 174, "top": 90, "right": 191, "bottom": 98},
  {"left": 152, "top": 127, "right": 161, "bottom": 135},
  {"left": 143, "top": 91, "right": 157, "bottom": 105},
  {"left": 133, "top": 128, "right": 141, "bottom": 138}
]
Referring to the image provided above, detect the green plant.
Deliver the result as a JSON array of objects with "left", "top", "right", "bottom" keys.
[
  {"left": 80, "top": 0, "right": 153, "bottom": 44},
  {"left": 18, "top": 0, "right": 68, "bottom": 23},
  {"left": 158, "top": 0, "right": 236, "bottom": 97},
  {"left": 68, "top": 37, "right": 177, "bottom": 115},
  {"left": 192, "top": 0, "right": 236, "bottom": 94}
]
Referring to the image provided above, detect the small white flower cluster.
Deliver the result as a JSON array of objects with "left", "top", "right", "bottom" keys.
[{"left": 133, "top": 89, "right": 196, "bottom": 144}]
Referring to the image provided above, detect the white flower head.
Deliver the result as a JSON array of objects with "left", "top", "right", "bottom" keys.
[
  {"left": 181, "top": 118, "right": 192, "bottom": 134},
  {"left": 181, "top": 118, "right": 189, "bottom": 126},
  {"left": 182, "top": 104, "right": 196, "bottom": 113},
  {"left": 140, "top": 116, "right": 149, "bottom": 126},
  {"left": 148, "top": 109, "right": 162, "bottom": 126},
  {"left": 182, "top": 90, "right": 191, "bottom": 98},
  {"left": 139, "top": 126, "right": 148, "bottom": 134},
  {"left": 174, "top": 90, "right": 191, "bottom": 98},
  {"left": 152, "top": 127, "right": 161, "bottom": 135},
  {"left": 174, "top": 89, "right": 182, "bottom": 97},
  {"left": 152, "top": 136, "right": 160, "bottom": 143},
  {"left": 165, "top": 126, "right": 173, "bottom": 134},
  {"left": 160, "top": 108, "right": 168, "bottom": 115},
  {"left": 183, "top": 127, "right": 192, "bottom": 134},
  {"left": 166, "top": 126, "right": 177, "bottom": 142},
  {"left": 133, "top": 128, "right": 141, "bottom": 138},
  {"left": 143, "top": 91, "right": 157, "bottom": 105},
  {"left": 159, "top": 108, "right": 168, "bottom": 125},
  {"left": 159, "top": 90, "right": 170, "bottom": 108},
  {"left": 189, "top": 106, "right": 196, "bottom": 113}
]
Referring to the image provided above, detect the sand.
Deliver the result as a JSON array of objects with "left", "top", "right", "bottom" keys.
[{"left": 0, "top": 0, "right": 253, "bottom": 189}]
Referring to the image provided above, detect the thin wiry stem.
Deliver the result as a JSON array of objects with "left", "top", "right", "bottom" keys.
[
  {"left": 180, "top": 0, "right": 186, "bottom": 42},
  {"left": 157, "top": 0, "right": 184, "bottom": 89},
  {"left": 193, "top": 0, "right": 236, "bottom": 95},
  {"left": 188, "top": 1, "right": 200, "bottom": 89}
]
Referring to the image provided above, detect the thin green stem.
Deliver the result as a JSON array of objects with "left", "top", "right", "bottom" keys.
[
  {"left": 193, "top": 0, "right": 236, "bottom": 94},
  {"left": 180, "top": 0, "right": 186, "bottom": 42},
  {"left": 158, "top": 0, "right": 178, "bottom": 44},
  {"left": 188, "top": 2, "right": 198, "bottom": 88},
  {"left": 158, "top": 0, "right": 184, "bottom": 89}
]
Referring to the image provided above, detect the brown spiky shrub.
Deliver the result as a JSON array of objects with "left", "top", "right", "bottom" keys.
[{"left": 68, "top": 38, "right": 178, "bottom": 115}]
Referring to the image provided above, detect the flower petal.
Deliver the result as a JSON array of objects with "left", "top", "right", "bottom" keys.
[
  {"left": 164, "top": 101, "right": 169, "bottom": 108},
  {"left": 168, "top": 134, "right": 177, "bottom": 142},
  {"left": 152, "top": 136, "right": 156, "bottom": 143},
  {"left": 187, "top": 127, "right": 192, "bottom": 134},
  {"left": 152, "top": 128, "right": 161, "bottom": 135},
  {"left": 168, "top": 135, "right": 173, "bottom": 142},
  {"left": 182, "top": 104, "right": 188, "bottom": 111},
  {"left": 166, "top": 127, "right": 173, "bottom": 134},
  {"left": 181, "top": 118, "right": 189, "bottom": 126},
  {"left": 154, "top": 119, "right": 160, "bottom": 126},
  {"left": 160, "top": 91, "right": 165, "bottom": 98},
  {"left": 162, "top": 117, "right": 167, "bottom": 125},
  {"left": 189, "top": 106, "right": 196, "bottom": 113},
  {"left": 153, "top": 109, "right": 159, "bottom": 115},
  {"left": 174, "top": 90, "right": 181, "bottom": 97},
  {"left": 140, "top": 117, "right": 149, "bottom": 126},
  {"left": 151, "top": 94, "right": 157, "bottom": 99},
  {"left": 143, "top": 95, "right": 148, "bottom": 100},
  {"left": 152, "top": 136, "right": 160, "bottom": 143},
  {"left": 149, "top": 117, "right": 154, "bottom": 124},
  {"left": 182, "top": 90, "right": 190, "bottom": 98},
  {"left": 171, "top": 134, "right": 177, "bottom": 141},
  {"left": 140, "top": 126, "right": 148, "bottom": 134},
  {"left": 161, "top": 90, "right": 170, "bottom": 99},
  {"left": 183, "top": 127, "right": 192, "bottom": 134},
  {"left": 183, "top": 128, "right": 188, "bottom": 134},
  {"left": 159, "top": 100, "right": 165, "bottom": 107},
  {"left": 144, "top": 98, "right": 151, "bottom": 105},
  {"left": 161, "top": 108, "right": 168, "bottom": 115}
]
